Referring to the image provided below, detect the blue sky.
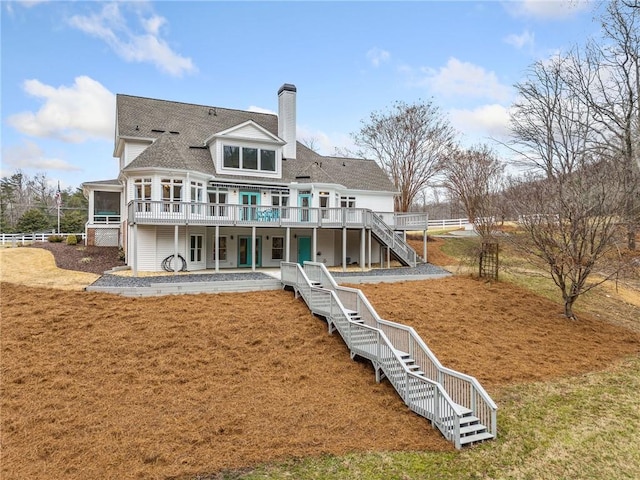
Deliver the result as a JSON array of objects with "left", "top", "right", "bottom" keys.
[{"left": 1, "top": 0, "right": 604, "bottom": 191}]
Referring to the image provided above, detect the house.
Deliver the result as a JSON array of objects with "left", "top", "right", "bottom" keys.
[{"left": 82, "top": 84, "right": 427, "bottom": 274}]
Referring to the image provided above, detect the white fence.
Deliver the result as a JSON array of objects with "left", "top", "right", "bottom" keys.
[{"left": 0, "top": 233, "right": 87, "bottom": 246}]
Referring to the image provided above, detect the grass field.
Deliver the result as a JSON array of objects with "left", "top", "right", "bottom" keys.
[{"left": 1, "top": 240, "right": 639, "bottom": 479}]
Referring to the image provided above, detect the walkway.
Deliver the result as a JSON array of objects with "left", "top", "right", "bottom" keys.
[{"left": 85, "top": 263, "right": 451, "bottom": 296}]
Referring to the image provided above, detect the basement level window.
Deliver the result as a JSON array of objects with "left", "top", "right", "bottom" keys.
[{"left": 151, "top": 129, "right": 165, "bottom": 133}]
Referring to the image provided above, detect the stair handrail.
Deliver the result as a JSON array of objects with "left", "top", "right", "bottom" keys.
[
  {"left": 302, "top": 261, "right": 497, "bottom": 438},
  {"left": 366, "top": 211, "right": 418, "bottom": 267},
  {"left": 281, "top": 261, "right": 465, "bottom": 446}
]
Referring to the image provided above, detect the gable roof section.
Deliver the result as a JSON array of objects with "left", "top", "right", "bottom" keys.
[
  {"left": 287, "top": 143, "right": 395, "bottom": 192},
  {"left": 116, "top": 94, "right": 279, "bottom": 149},
  {"left": 204, "top": 120, "right": 285, "bottom": 145},
  {"left": 115, "top": 94, "right": 396, "bottom": 193},
  {"left": 123, "top": 132, "right": 214, "bottom": 174}
]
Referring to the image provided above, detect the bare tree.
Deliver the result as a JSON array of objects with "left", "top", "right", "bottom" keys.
[
  {"left": 352, "top": 100, "right": 456, "bottom": 212},
  {"left": 507, "top": 53, "right": 595, "bottom": 179},
  {"left": 505, "top": 160, "right": 625, "bottom": 320},
  {"left": 441, "top": 144, "right": 505, "bottom": 238},
  {"left": 568, "top": 0, "right": 640, "bottom": 249},
  {"left": 301, "top": 137, "right": 320, "bottom": 153}
]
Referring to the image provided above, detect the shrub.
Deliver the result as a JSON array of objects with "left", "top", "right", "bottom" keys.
[
  {"left": 118, "top": 248, "right": 126, "bottom": 261},
  {"left": 66, "top": 234, "right": 78, "bottom": 246},
  {"left": 48, "top": 235, "right": 64, "bottom": 243}
]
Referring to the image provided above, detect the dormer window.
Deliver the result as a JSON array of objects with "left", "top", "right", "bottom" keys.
[{"left": 223, "top": 145, "right": 277, "bottom": 172}]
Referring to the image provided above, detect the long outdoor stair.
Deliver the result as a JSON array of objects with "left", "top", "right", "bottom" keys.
[{"left": 281, "top": 261, "right": 497, "bottom": 449}]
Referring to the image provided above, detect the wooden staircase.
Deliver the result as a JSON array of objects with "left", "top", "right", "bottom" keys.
[{"left": 281, "top": 261, "right": 497, "bottom": 449}]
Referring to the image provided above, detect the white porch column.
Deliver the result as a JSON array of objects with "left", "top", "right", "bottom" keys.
[
  {"left": 360, "top": 227, "right": 366, "bottom": 271},
  {"left": 251, "top": 226, "right": 256, "bottom": 272},
  {"left": 133, "top": 222, "right": 138, "bottom": 277},
  {"left": 342, "top": 227, "right": 347, "bottom": 272},
  {"left": 423, "top": 229, "right": 428, "bottom": 263},
  {"left": 386, "top": 245, "right": 391, "bottom": 269},
  {"left": 215, "top": 225, "right": 220, "bottom": 272},
  {"left": 174, "top": 225, "right": 179, "bottom": 274},
  {"left": 286, "top": 227, "right": 291, "bottom": 262},
  {"left": 312, "top": 228, "right": 317, "bottom": 264},
  {"left": 368, "top": 229, "right": 372, "bottom": 270}
]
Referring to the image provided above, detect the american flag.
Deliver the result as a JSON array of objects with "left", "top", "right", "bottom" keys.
[{"left": 55, "top": 182, "right": 62, "bottom": 207}]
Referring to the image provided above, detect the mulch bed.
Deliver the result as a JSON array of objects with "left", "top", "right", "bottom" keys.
[{"left": 30, "top": 242, "right": 125, "bottom": 275}]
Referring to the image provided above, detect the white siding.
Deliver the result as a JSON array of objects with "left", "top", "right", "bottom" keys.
[
  {"left": 156, "top": 226, "right": 186, "bottom": 271},
  {"left": 135, "top": 226, "right": 157, "bottom": 272},
  {"left": 228, "top": 124, "right": 275, "bottom": 141},
  {"left": 124, "top": 141, "right": 152, "bottom": 167}
]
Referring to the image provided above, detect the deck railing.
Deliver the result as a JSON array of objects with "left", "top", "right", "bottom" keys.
[
  {"left": 301, "top": 261, "right": 497, "bottom": 443},
  {"left": 281, "top": 261, "right": 466, "bottom": 447}
]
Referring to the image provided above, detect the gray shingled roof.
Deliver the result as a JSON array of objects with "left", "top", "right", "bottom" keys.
[{"left": 116, "top": 94, "right": 396, "bottom": 192}]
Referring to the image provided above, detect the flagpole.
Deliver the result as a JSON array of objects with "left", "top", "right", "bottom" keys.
[{"left": 56, "top": 181, "right": 61, "bottom": 234}]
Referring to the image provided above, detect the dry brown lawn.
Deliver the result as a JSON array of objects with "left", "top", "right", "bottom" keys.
[{"left": 2, "top": 247, "right": 640, "bottom": 479}]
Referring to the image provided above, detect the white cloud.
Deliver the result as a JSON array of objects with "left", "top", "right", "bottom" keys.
[
  {"left": 247, "top": 106, "right": 277, "bottom": 115},
  {"left": 67, "top": 3, "right": 196, "bottom": 77},
  {"left": 409, "top": 57, "right": 512, "bottom": 103},
  {"left": 366, "top": 48, "right": 390, "bottom": 67},
  {"left": 7, "top": 76, "right": 115, "bottom": 143},
  {"left": 449, "top": 104, "right": 512, "bottom": 139},
  {"left": 504, "top": 29, "right": 535, "bottom": 51},
  {"left": 1, "top": 140, "right": 81, "bottom": 173},
  {"left": 505, "top": 0, "right": 591, "bottom": 19}
]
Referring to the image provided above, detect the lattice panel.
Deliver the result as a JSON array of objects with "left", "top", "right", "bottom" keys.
[{"left": 95, "top": 228, "right": 119, "bottom": 247}]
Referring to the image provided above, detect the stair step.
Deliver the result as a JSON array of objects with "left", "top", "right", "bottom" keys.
[
  {"left": 460, "top": 424, "right": 487, "bottom": 436},
  {"left": 459, "top": 431, "right": 494, "bottom": 446},
  {"left": 460, "top": 415, "right": 481, "bottom": 427}
]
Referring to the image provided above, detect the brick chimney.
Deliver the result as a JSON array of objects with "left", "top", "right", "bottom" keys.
[{"left": 278, "top": 83, "right": 296, "bottom": 160}]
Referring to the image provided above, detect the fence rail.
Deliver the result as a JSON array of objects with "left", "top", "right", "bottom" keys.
[{"left": 0, "top": 233, "right": 87, "bottom": 246}]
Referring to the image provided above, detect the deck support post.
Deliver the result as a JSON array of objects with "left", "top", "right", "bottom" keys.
[
  {"left": 251, "top": 225, "right": 256, "bottom": 272},
  {"left": 360, "top": 227, "right": 366, "bottom": 271},
  {"left": 312, "top": 227, "right": 317, "bottom": 263},
  {"left": 215, "top": 225, "right": 220, "bottom": 272},
  {"left": 423, "top": 229, "right": 427, "bottom": 263},
  {"left": 368, "top": 228, "right": 372, "bottom": 269},
  {"left": 342, "top": 227, "right": 347, "bottom": 272},
  {"left": 386, "top": 245, "right": 391, "bottom": 269},
  {"left": 174, "top": 225, "right": 179, "bottom": 274},
  {"left": 286, "top": 227, "right": 291, "bottom": 262},
  {"left": 132, "top": 222, "right": 138, "bottom": 277}
]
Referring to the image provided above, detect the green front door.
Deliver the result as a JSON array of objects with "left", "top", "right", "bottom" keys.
[
  {"left": 298, "top": 193, "right": 311, "bottom": 222},
  {"left": 240, "top": 191, "right": 260, "bottom": 221},
  {"left": 238, "top": 236, "right": 262, "bottom": 267},
  {"left": 297, "top": 236, "right": 312, "bottom": 264}
]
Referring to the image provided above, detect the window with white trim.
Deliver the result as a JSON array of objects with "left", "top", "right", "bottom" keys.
[
  {"left": 134, "top": 178, "right": 152, "bottom": 212},
  {"left": 223, "top": 145, "right": 277, "bottom": 172},
  {"left": 190, "top": 181, "right": 204, "bottom": 214},
  {"left": 208, "top": 187, "right": 228, "bottom": 216},
  {"left": 340, "top": 196, "right": 356, "bottom": 208},
  {"left": 190, "top": 234, "right": 203, "bottom": 262},
  {"left": 271, "top": 191, "right": 289, "bottom": 219},
  {"left": 161, "top": 178, "right": 183, "bottom": 212},
  {"left": 272, "top": 237, "right": 284, "bottom": 260},
  {"left": 213, "top": 236, "right": 227, "bottom": 261}
]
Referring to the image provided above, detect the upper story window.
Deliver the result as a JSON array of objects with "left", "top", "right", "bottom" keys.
[
  {"left": 134, "top": 178, "right": 152, "bottom": 212},
  {"left": 340, "top": 196, "right": 356, "bottom": 208},
  {"left": 223, "top": 145, "right": 277, "bottom": 172},
  {"left": 161, "top": 178, "right": 183, "bottom": 212}
]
